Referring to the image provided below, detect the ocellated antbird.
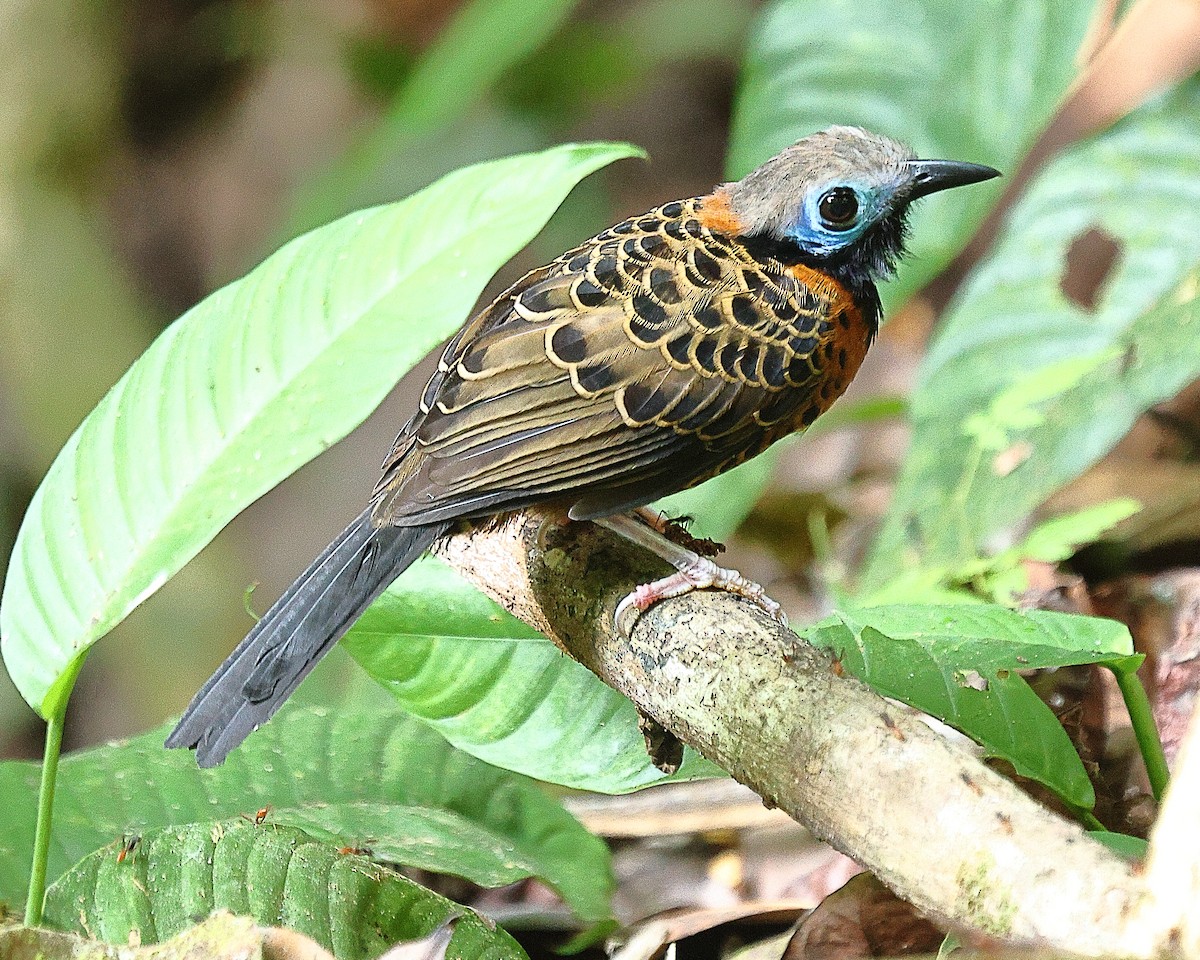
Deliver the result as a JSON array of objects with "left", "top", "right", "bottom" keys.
[{"left": 167, "top": 126, "right": 999, "bottom": 766}]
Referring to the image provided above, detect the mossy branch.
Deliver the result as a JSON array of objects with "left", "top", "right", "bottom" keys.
[{"left": 435, "top": 509, "right": 1148, "bottom": 953}]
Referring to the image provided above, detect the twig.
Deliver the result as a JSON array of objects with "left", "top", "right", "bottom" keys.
[{"left": 1127, "top": 688, "right": 1200, "bottom": 957}]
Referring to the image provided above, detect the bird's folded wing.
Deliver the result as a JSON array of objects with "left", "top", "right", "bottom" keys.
[{"left": 372, "top": 201, "right": 840, "bottom": 524}]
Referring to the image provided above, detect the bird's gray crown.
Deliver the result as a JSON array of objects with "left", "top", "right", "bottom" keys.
[{"left": 723, "top": 126, "right": 916, "bottom": 240}]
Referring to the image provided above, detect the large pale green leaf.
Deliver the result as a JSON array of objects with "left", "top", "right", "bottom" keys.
[
  {"left": 342, "top": 558, "right": 724, "bottom": 793},
  {"left": 803, "top": 605, "right": 1138, "bottom": 807},
  {"left": 865, "top": 83, "right": 1200, "bottom": 585},
  {"left": 0, "top": 142, "right": 643, "bottom": 718},
  {"left": 729, "top": 0, "right": 1091, "bottom": 306},
  {"left": 44, "top": 820, "right": 525, "bottom": 960},
  {"left": 0, "top": 682, "right": 613, "bottom": 921}
]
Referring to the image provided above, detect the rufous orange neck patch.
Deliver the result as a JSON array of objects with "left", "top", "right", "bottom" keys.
[
  {"left": 786, "top": 262, "right": 852, "bottom": 307},
  {"left": 695, "top": 189, "right": 744, "bottom": 236}
]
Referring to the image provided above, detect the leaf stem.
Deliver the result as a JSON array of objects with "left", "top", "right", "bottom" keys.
[
  {"left": 24, "top": 710, "right": 65, "bottom": 927},
  {"left": 1112, "top": 664, "right": 1169, "bottom": 802},
  {"left": 1076, "top": 807, "right": 1105, "bottom": 831}
]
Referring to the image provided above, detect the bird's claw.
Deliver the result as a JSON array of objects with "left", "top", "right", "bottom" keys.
[{"left": 614, "top": 554, "right": 787, "bottom": 637}]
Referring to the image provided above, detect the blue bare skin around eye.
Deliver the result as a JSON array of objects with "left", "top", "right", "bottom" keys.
[{"left": 786, "top": 183, "right": 888, "bottom": 256}]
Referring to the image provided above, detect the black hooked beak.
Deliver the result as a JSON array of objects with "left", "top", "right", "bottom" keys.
[{"left": 906, "top": 159, "right": 1001, "bottom": 199}]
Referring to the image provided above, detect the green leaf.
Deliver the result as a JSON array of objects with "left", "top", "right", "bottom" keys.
[
  {"left": 342, "top": 558, "right": 725, "bottom": 793},
  {"left": 729, "top": 0, "right": 1090, "bottom": 306},
  {"left": 0, "top": 142, "right": 643, "bottom": 719},
  {"left": 963, "top": 499, "right": 1142, "bottom": 602},
  {"left": 865, "top": 499, "right": 1142, "bottom": 606},
  {"left": 498, "top": 0, "right": 755, "bottom": 121},
  {"left": 1087, "top": 830, "right": 1148, "bottom": 861},
  {"left": 270, "top": 803, "right": 578, "bottom": 890},
  {"left": 43, "top": 820, "right": 526, "bottom": 960},
  {"left": 802, "top": 604, "right": 1139, "bottom": 807},
  {"left": 614, "top": 0, "right": 755, "bottom": 65},
  {"left": 1012, "top": 499, "right": 1142, "bottom": 564},
  {"left": 937, "top": 933, "right": 962, "bottom": 960},
  {"left": 857, "top": 568, "right": 985, "bottom": 607},
  {"left": 865, "top": 82, "right": 1200, "bottom": 585},
  {"left": 384, "top": 0, "right": 578, "bottom": 140},
  {"left": 293, "top": 0, "right": 582, "bottom": 230},
  {"left": 0, "top": 688, "right": 613, "bottom": 922}
]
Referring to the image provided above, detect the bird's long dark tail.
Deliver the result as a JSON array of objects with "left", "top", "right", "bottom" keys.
[{"left": 166, "top": 508, "right": 447, "bottom": 767}]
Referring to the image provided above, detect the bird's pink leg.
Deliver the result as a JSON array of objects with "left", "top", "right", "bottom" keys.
[{"left": 594, "top": 513, "right": 786, "bottom": 634}]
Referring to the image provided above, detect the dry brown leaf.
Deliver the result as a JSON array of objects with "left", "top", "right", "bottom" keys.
[
  {"left": 992, "top": 441, "right": 1033, "bottom": 477},
  {"left": 727, "top": 931, "right": 795, "bottom": 960},
  {"left": 781, "top": 874, "right": 943, "bottom": 960},
  {"left": 1058, "top": 0, "right": 1200, "bottom": 145},
  {"left": 610, "top": 903, "right": 812, "bottom": 960},
  {"left": 1018, "top": 560, "right": 1093, "bottom": 615},
  {"left": 1146, "top": 571, "right": 1200, "bottom": 766},
  {"left": 564, "top": 780, "right": 795, "bottom": 838}
]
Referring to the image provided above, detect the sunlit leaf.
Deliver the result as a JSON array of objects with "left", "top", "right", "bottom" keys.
[
  {"left": 342, "top": 558, "right": 724, "bottom": 793},
  {"left": 804, "top": 604, "right": 1138, "bottom": 807},
  {"left": 0, "top": 142, "right": 643, "bottom": 718}
]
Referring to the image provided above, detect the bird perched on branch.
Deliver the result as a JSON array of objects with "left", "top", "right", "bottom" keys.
[{"left": 168, "top": 126, "right": 998, "bottom": 766}]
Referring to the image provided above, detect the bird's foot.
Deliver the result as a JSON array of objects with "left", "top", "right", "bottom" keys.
[
  {"left": 595, "top": 513, "right": 786, "bottom": 636},
  {"left": 614, "top": 554, "right": 786, "bottom": 635}
]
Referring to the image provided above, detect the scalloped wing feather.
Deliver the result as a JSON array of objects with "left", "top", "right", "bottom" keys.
[{"left": 372, "top": 197, "right": 865, "bottom": 524}]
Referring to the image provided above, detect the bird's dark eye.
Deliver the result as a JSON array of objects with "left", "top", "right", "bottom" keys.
[{"left": 818, "top": 188, "right": 859, "bottom": 230}]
